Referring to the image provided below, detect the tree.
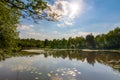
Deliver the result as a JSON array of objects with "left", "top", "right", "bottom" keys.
[
  {"left": 95, "top": 34, "right": 107, "bottom": 49},
  {"left": 86, "top": 33, "right": 95, "bottom": 49},
  {"left": 1, "top": 0, "right": 60, "bottom": 21},
  {"left": 0, "top": 1, "right": 19, "bottom": 52},
  {"left": 0, "top": 0, "right": 54, "bottom": 52},
  {"left": 106, "top": 27, "right": 120, "bottom": 49},
  {"left": 44, "top": 39, "right": 49, "bottom": 48},
  {"left": 61, "top": 38, "right": 67, "bottom": 48},
  {"left": 1, "top": 0, "right": 46, "bottom": 21},
  {"left": 17, "top": 27, "right": 120, "bottom": 50},
  {"left": 67, "top": 37, "right": 76, "bottom": 49},
  {"left": 75, "top": 37, "right": 85, "bottom": 49},
  {"left": 51, "top": 39, "right": 57, "bottom": 48}
]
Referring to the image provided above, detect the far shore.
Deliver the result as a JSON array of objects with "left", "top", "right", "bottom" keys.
[
  {"left": 22, "top": 49, "right": 45, "bottom": 53},
  {"left": 22, "top": 49, "right": 120, "bottom": 53}
]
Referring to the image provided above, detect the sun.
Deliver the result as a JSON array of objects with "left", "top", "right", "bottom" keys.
[{"left": 69, "top": 2, "right": 80, "bottom": 18}]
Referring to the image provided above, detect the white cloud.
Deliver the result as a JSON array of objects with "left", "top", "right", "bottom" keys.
[
  {"left": 17, "top": 24, "right": 36, "bottom": 38},
  {"left": 40, "top": 29, "right": 45, "bottom": 32},
  {"left": 42, "top": 0, "right": 85, "bottom": 27},
  {"left": 57, "top": 21, "right": 73, "bottom": 27},
  {"left": 18, "top": 28, "right": 99, "bottom": 40},
  {"left": 61, "top": 31, "right": 99, "bottom": 39},
  {"left": 64, "top": 21, "right": 73, "bottom": 26},
  {"left": 57, "top": 23, "right": 65, "bottom": 27},
  {"left": 17, "top": 24, "right": 34, "bottom": 32},
  {"left": 17, "top": 24, "right": 99, "bottom": 40},
  {"left": 53, "top": 31, "right": 61, "bottom": 34}
]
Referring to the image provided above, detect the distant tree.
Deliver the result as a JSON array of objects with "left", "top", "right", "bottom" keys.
[
  {"left": 51, "top": 39, "right": 57, "bottom": 48},
  {"left": 18, "top": 27, "right": 120, "bottom": 50},
  {"left": 106, "top": 27, "right": 120, "bottom": 49},
  {"left": 95, "top": 34, "right": 107, "bottom": 49},
  {"left": 67, "top": 37, "right": 75, "bottom": 49},
  {"left": 61, "top": 38, "right": 67, "bottom": 48},
  {"left": 44, "top": 39, "right": 49, "bottom": 48},
  {"left": 86, "top": 33, "right": 95, "bottom": 49},
  {"left": 75, "top": 37, "right": 85, "bottom": 49}
]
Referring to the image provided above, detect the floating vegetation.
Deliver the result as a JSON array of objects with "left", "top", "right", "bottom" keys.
[
  {"left": 48, "top": 67, "right": 81, "bottom": 80},
  {"left": 61, "top": 73, "right": 64, "bottom": 76},
  {"left": 30, "top": 71, "right": 33, "bottom": 74},
  {"left": 48, "top": 73, "right": 51, "bottom": 77},
  {"left": 35, "top": 71, "right": 38, "bottom": 74},
  {"left": 38, "top": 72, "right": 42, "bottom": 75},
  {"left": 20, "top": 66, "right": 81, "bottom": 80},
  {"left": 35, "top": 77, "right": 39, "bottom": 80},
  {"left": 67, "top": 71, "right": 76, "bottom": 76},
  {"left": 55, "top": 73, "right": 58, "bottom": 76}
]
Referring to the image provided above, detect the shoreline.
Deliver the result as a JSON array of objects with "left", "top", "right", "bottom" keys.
[
  {"left": 22, "top": 49, "right": 45, "bottom": 53},
  {"left": 81, "top": 49, "right": 120, "bottom": 53},
  {"left": 22, "top": 49, "right": 120, "bottom": 53}
]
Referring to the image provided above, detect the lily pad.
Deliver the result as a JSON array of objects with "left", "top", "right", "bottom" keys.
[
  {"left": 48, "top": 73, "right": 51, "bottom": 77},
  {"left": 35, "top": 77, "right": 39, "bottom": 80}
]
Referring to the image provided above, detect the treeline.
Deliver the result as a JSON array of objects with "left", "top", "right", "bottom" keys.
[{"left": 18, "top": 27, "right": 120, "bottom": 50}]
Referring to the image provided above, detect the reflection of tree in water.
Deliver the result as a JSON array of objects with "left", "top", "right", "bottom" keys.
[
  {"left": 47, "top": 50, "right": 120, "bottom": 72},
  {"left": 0, "top": 51, "right": 40, "bottom": 61},
  {"left": 86, "top": 52, "right": 96, "bottom": 66},
  {"left": 0, "top": 50, "right": 120, "bottom": 72}
]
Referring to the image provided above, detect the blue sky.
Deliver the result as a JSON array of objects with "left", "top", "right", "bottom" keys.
[{"left": 18, "top": 0, "right": 120, "bottom": 40}]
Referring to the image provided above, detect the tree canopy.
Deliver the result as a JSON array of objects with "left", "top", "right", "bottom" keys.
[
  {"left": 1, "top": 0, "right": 47, "bottom": 20},
  {"left": 0, "top": 1, "right": 19, "bottom": 52},
  {"left": 18, "top": 27, "right": 120, "bottom": 50},
  {"left": 0, "top": 0, "right": 50, "bottom": 52}
]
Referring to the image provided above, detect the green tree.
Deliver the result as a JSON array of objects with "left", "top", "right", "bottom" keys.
[
  {"left": 61, "top": 38, "right": 67, "bottom": 48},
  {"left": 44, "top": 39, "right": 49, "bottom": 48},
  {"left": 1, "top": 0, "right": 47, "bottom": 20},
  {"left": 106, "top": 27, "right": 120, "bottom": 49},
  {"left": 86, "top": 33, "right": 95, "bottom": 49},
  {"left": 0, "top": 0, "right": 52, "bottom": 52},
  {"left": 0, "top": 1, "right": 19, "bottom": 52},
  {"left": 95, "top": 34, "right": 107, "bottom": 49},
  {"left": 67, "top": 37, "right": 76, "bottom": 49},
  {"left": 75, "top": 37, "right": 85, "bottom": 49},
  {"left": 51, "top": 39, "right": 57, "bottom": 48}
]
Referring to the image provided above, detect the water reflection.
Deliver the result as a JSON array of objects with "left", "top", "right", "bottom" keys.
[
  {"left": 0, "top": 50, "right": 120, "bottom": 80},
  {"left": 47, "top": 50, "right": 120, "bottom": 72}
]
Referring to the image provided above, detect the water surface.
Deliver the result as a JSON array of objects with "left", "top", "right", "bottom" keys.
[{"left": 0, "top": 50, "right": 120, "bottom": 80}]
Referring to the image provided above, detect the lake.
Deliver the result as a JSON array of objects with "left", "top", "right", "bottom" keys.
[{"left": 0, "top": 50, "right": 120, "bottom": 80}]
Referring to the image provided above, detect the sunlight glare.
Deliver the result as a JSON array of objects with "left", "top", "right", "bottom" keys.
[{"left": 69, "top": 2, "right": 80, "bottom": 19}]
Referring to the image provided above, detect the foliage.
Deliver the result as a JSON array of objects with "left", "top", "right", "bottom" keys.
[
  {"left": 0, "top": 0, "right": 51, "bottom": 53},
  {"left": 1, "top": 0, "right": 46, "bottom": 21},
  {"left": 1, "top": 0, "right": 60, "bottom": 21},
  {"left": 95, "top": 27, "right": 120, "bottom": 49},
  {"left": 86, "top": 33, "right": 95, "bottom": 49},
  {"left": 18, "top": 27, "right": 120, "bottom": 50},
  {"left": 105, "top": 27, "right": 120, "bottom": 49},
  {"left": 0, "top": 1, "right": 19, "bottom": 52}
]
